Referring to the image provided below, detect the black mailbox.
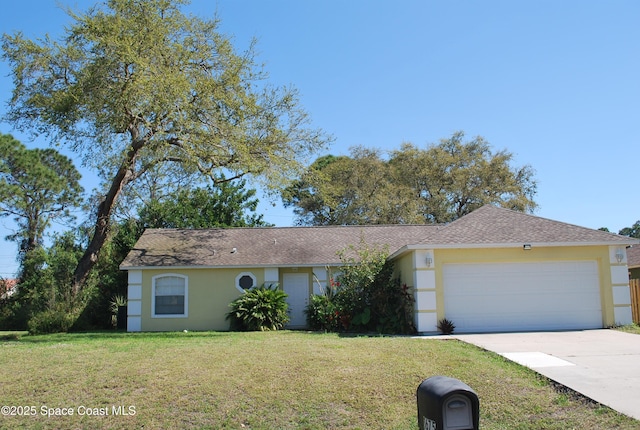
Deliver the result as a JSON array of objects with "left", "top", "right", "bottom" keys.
[{"left": 417, "top": 376, "right": 479, "bottom": 430}]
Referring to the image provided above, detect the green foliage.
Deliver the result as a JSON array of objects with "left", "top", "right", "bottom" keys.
[
  {"left": 390, "top": 132, "right": 537, "bottom": 223},
  {"left": 85, "top": 179, "right": 273, "bottom": 330},
  {"left": 0, "top": 298, "right": 27, "bottom": 330},
  {"left": 437, "top": 318, "right": 456, "bottom": 335},
  {"left": 27, "top": 304, "right": 77, "bottom": 335},
  {"left": 283, "top": 149, "right": 418, "bottom": 226},
  {"left": 139, "top": 177, "right": 271, "bottom": 229},
  {"left": 305, "top": 240, "right": 415, "bottom": 334},
  {"left": 351, "top": 307, "right": 371, "bottom": 326},
  {"left": 226, "top": 285, "right": 289, "bottom": 331},
  {"left": 284, "top": 131, "right": 537, "bottom": 225},
  {"left": 619, "top": 221, "right": 640, "bottom": 238},
  {"left": 109, "top": 295, "right": 127, "bottom": 328},
  {"left": 22, "top": 235, "right": 98, "bottom": 333},
  {"left": 336, "top": 240, "right": 390, "bottom": 293},
  {"left": 1, "top": 231, "right": 101, "bottom": 332},
  {"left": 0, "top": 134, "right": 83, "bottom": 258},
  {"left": 368, "top": 269, "right": 415, "bottom": 334},
  {"left": 81, "top": 220, "right": 142, "bottom": 330},
  {"left": 15, "top": 233, "right": 82, "bottom": 317},
  {"left": 305, "top": 294, "right": 338, "bottom": 331}
]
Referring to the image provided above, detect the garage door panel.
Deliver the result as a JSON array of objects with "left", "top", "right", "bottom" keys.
[
  {"left": 443, "top": 261, "right": 602, "bottom": 333},
  {"left": 452, "top": 312, "right": 596, "bottom": 333}
]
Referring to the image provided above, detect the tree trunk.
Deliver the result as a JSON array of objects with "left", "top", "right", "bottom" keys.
[{"left": 71, "top": 144, "right": 140, "bottom": 295}]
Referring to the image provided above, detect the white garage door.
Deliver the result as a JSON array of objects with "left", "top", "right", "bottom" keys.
[{"left": 443, "top": 261, "right": 602, "bottom": 333}]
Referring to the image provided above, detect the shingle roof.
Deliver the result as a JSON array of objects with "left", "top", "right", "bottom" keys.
[
  {"left": 120, "top": 224, "right": 440, "bottom": 268},
  {"left": 425, "top": 205, "right": 636, "bottom": 246},
  {"left": 120, "top": 205, "right": 639, "bottom": 269},
  {"left": 627, "top": 246, "right": 640, "bottom": 269}
]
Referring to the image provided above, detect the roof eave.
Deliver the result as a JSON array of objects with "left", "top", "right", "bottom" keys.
[
  {"left": 388, "top": 240, "right": 640, "bottom": 259},
  {"left": 119, "top": 262, "right": 346, "bottom": 271}
]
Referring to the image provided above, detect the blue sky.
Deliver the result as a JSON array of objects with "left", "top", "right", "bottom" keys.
[{"left": 0, "top": 0, "right": 639, "bottom": 277}]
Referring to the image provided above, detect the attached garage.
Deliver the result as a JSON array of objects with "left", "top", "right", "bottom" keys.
[{"left": 443, "top": 261, "right": 603, "bottom": 333}]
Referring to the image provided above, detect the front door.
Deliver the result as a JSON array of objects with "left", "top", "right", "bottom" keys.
[{"left": 283, "top": 273, "right": 309, "bottom": 328}]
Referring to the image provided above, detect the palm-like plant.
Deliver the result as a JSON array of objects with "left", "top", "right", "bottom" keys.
[
  {"left": 226, "top": 284, "right": 289, "bottom": 331},
  {"left": 437, "top": 318, "right": 456, "bottom": 335}
]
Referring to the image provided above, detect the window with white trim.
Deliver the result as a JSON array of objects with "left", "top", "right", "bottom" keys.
[
  {"left": 153, "top": 274, "right": 188, "bottom": 318},
  {"left": 235, "top": 272, "right": 257, "bottom": 292}
]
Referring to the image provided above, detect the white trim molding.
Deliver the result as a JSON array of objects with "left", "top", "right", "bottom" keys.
[
  {"left": 127, "top": 270, "right": 143, "bottom": 332},
  {"left": 609, "top": 246, "right": 633, "bottom": 326}
]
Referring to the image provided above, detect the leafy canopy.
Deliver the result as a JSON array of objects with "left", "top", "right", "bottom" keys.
[
  {"left": 618, "top": 222, "right": 640, "bottom": 239},
  {"left": 138, "top": 177, "right": 270, "bottom": 229},
  {"left": 284, "top": 131, "right": 537, "bottom": 225},
  {"left": 2, "top": 0, "right": 328, "bottom": 185}
]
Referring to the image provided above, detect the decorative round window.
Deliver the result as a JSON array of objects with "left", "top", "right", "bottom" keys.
[{"left": 235, "top": 272, "right": 257, "bottom": 292}]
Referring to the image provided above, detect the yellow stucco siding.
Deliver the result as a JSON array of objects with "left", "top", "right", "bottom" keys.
[
  {"left": 432, "top": 246, "right": 615, "bottom": 326},
  {"left": 139, "top": 268, "right": 265, "bottom": 331},
  {"left": 137, "top": 267, "right": 319, "bottom": 331},
  {"left": 394, "top": 252, "right": 415, "bottom": 288}
]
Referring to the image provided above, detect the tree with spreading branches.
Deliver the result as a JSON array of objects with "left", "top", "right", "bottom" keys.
[
  {"left": 284, "top": 132, "right": 537, "bottom": 225},
  {"left": 2, "top": 0, "right": 329, "bottom": 293}
]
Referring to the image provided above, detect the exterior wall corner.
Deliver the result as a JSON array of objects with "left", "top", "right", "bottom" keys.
[{"left": 127, "top": 270, "right": 143, "bottom": 332}]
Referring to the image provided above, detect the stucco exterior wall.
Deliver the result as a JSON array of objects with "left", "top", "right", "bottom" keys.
[
  {"left": 393, "top": 252, "right": 414, "bottom": 288},
  {"left": 128, "top": 267, "right": 322, "bottom": 332},
  {"left": 139, "top": 268, "right": 263, "bottom": 331},
  {"left": 126, "top": 268, "right": 264, "bottom": 331}
]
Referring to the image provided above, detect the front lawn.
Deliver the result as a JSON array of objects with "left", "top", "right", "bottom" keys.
[{"left": 0, "top": 331, "right": 636, "bottom": 429}]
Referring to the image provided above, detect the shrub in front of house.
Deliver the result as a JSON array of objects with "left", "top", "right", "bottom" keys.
[
  {"left": 326, "top": 268, "right": 415, "bottom": 334},
  {"left": 305, "top": 294, "right": 339, "bottom": 332},
  {"left": 226, "top": 284, "right": 289, "bottom": 331},
  {"left": 305, "top": 241, "right": 416, "bottom": 334}
]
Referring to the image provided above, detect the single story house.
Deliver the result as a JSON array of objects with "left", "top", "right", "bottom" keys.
[{"left": 120, "top": 205, "right": 639, "bottom": 333}]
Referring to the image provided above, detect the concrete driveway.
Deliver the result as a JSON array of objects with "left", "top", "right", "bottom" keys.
[{"left": 454, "top": 330, "right": 640, "bottom": 421}]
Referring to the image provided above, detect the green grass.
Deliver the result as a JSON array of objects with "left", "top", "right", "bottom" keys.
[
  {"left": 0, "top": 331, "right": 637, "bottom": 429},
  {"left": 616, "top": 323, "right": 640, "bottom": 335}
]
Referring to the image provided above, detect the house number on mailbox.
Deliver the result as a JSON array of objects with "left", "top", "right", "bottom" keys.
[{"left": 423, "top": 416, "right": 437, "bottom": 430}]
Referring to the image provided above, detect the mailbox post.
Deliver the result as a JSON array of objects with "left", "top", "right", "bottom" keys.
[{"left": 417, "top": 376, "right": 479, "bottom": 430}]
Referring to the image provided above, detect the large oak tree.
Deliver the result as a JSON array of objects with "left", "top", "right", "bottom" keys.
[
  {"left": 2, "top": 0, "right": 329, "bottom": 293},
  {"left": 284, "top": 132, "right": 537, "bottom": 225},
  {"left": 389, "top": 132, "right": 537, "bottom": 223},
  {"left": 282, "top": 149, "right": 421, "bottom": 226}
]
